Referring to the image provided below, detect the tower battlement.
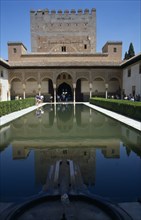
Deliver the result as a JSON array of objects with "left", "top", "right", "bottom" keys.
[{"left": 30, "top": 8, "right": 96, "bottom": 16}]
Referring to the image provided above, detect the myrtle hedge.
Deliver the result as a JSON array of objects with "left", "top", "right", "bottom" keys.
[
  {"left": 90, "top": 97, "right": 141, "bottom": 121},
  {"left": 0, "top": 98, "right": 35, "bottom": 117}
]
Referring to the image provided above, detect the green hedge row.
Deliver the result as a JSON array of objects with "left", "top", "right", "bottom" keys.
[
  {"left": 90, "top": 98, "right": 141, "bottom": 121},
  {"left": 0, "top": 98, "right": 35, "bottom": 117}
]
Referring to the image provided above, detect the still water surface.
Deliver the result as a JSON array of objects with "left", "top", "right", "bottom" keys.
[{"left": 0, "top": 104, "right": 141, "bottom": 202}]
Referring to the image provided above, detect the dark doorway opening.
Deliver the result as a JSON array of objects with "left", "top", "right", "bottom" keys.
[
  {"left": 43, "top": 79, "right": 53, "bottom": 102},
  {"left": 57, "top": 83, "right": 73, "bottom": 101},
  {"left": 76, "top": 79, "right": 83, "bottom": 102}
]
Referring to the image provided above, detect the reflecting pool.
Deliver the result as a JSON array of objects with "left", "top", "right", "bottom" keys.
[{"left": 0, "top": 104, "right": 141, "bottom": 202}]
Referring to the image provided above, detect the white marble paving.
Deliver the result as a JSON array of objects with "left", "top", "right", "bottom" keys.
[
  {"left": 0, "top": 103, "right": 46, "bottom": 127},
  {"left": 84, "top": 103, "right": 141, "bottom": 131}
]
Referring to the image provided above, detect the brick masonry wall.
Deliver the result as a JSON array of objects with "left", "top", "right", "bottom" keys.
[{"left": 30, "top": 9, "right": 96, "bottom": 53}]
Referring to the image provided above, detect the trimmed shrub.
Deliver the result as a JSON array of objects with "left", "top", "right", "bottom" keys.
[
  {"left": 90, "top": 98, "right": 141, "bottom": 122},
  {"left": 0, "top": 98, "right": 35, "bottom": 117}
]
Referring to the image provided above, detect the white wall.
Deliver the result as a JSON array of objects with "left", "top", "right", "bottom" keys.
[
  {"left": 0, "top": 66, "right": 10, "bottom": 101},
  {"left": 123, "top": 62, "right": 141, "bottom": 97}
]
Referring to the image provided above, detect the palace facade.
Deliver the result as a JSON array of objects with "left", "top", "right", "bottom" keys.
[{"left": 0, "top": 8, "right": 141, "bottom": 101}]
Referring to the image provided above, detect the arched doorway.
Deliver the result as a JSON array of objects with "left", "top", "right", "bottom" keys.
[{"left": 57, "top": 82, "right": 73, "bottom": 101}]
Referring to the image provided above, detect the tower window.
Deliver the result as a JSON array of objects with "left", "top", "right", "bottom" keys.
[
  {"left": 62, "top": 46, "right": 66, "bottom": 52},
  {"left": 84, "top": 44, "right": 87, "bottom": 49},
  {"left": 113, "top": 47, "right": 117, "bottom": 52},
  {"left": 13, "top": 48, "right": 17, "bottom": 53}
]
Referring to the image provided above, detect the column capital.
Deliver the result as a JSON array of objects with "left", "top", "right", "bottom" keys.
[
  {"left": 22, "top": 83, "right": 26, "bottom": 90},
  {"left": 89, "top": 82, "right": 92, "bottom": 89},
  {"left": 38, "top": 83, "right": 41, "bottom": 89},
  {"left": 73, "top": 83, "right": 76, "bottom": 89},
  {"left": 105, "top": 83, "right": 109, "bottom": 89}
]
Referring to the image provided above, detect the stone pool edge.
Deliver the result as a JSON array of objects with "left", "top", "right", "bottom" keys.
[
  {"left": 0, "top": 103, "right": 46, "bottom": 127},
  {"left": 84, "top": 103, "right": 141, "bottom": 131}
]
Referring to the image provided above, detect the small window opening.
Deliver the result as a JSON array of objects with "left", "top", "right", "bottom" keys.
[
  {"left": 128, "top": 69, "right": 131, "bottom": 77},
  {"left": 84, "top": 44, "right": 87, "bottom": 49},
  {"left": 62, "top": 46, "right": 66, "bottom": 52},
  {"left": 113, "top": 47, "right": 117, "bottom": 52},
  {"left": 13, "top": 48, "right": 17, "bottom": 53}
]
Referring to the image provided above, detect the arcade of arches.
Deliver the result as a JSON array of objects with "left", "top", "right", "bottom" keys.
[{"left": 9, "top": 69, "right": 121, "bottom": 101}]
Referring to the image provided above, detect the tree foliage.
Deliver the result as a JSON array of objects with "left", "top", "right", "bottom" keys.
[
  {"left": 128, "top": 43, "right": 135, "bottom": 57},
  {"left": 124, "top": 42, "right": 135, "bottom": 60}
]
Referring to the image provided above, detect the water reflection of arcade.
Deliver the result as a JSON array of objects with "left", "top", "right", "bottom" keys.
[
  {"left": 56, "top": 104, "right": 73, "bottom": 132},
  {"left": 1, "top": 104, "right": 141, "bottom": 158},
  {"left": 8, "top": 104, "right": 120, "bottom": 135}
]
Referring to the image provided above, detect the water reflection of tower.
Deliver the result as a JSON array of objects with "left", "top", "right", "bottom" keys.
[
  {"left": 34, "top": 148, "right": 96, "bottom": 187},
  {"left": 12, "top": 145, "right": 30, "bottom": 159},
  {"left": 56, "top": 104, "right": 74, "bottom": 132},
  {"left": 101, "top": 142, "right": 120, "bottom": 158}
]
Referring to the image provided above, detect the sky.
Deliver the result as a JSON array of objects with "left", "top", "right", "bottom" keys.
[{"left": 0, "top": 0, "right": 141, "bottom": 60}]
